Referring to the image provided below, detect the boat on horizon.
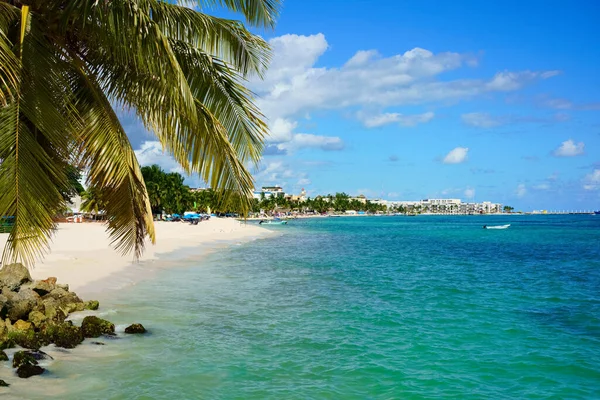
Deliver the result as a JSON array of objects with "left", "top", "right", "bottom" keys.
[
  {"left": 594, "top": 211, "right": 600, "bottom": 215},
  {"left": 483, "top": 224, "right": 510, "bottom": 230}
]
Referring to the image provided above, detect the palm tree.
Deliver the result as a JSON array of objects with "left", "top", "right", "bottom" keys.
[
  {"left": 80, "top": 188, "right": 105, "bottom": 216},
  {"left": 0, "top": 0, "right": 279, "bottom": 264}
]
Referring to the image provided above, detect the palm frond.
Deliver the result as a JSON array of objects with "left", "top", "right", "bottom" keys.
[
  {"left": 0, "top": 10, "right": 76, "bottom": 265},
  {"left": 191, "top": 0, "right": 280, "bottom": 29},
  {"left": 152, "top": 2, "right": 271, "bottom": 77},
  {"left": 169, "top": 39, "right": 266, "bottom": 166},
  {"left": 71, "top": 63, "right": 156, "bottom": 258}
]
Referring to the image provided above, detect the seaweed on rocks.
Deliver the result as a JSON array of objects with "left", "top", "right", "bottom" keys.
[
  {"left": 124, "top": 323, "right": 147, "bottom": 334},
  {"left": 81, "top": 316, "right": 115, "bottom": 338}
]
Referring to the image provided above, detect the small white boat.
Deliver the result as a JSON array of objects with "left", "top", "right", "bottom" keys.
[
  {"left": 259, "top": 219, "right": 288, "bottom": 225},
  {"left": 483, "top": 224, "right": 510, "bottom": 230}
]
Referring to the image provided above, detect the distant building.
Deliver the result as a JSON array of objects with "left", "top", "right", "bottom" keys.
[
  {"left": 286, "top": 188, "right": 307, "bottom": 202},
  {"left": 253, "top": 186, "right": 286, "bottom": 200},
  {"left": 190, "top": 187, "right": 211, "bottom": 193},
  {"left": 350, "top": 194, "right": 367, "bottom": 204},
  {"left": 381, "top": 198, "right": 502, "bottom": 214}
]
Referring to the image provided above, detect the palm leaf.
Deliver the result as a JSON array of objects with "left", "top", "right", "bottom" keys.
[
  {"left": 0, "top": 10, "right": 76, "bottom": 265},
  {"left": 152, "top": 2, "right": 271, "bottom": 77},
  {"left": 192, "top": 0, "right": 280, "bottom": 29},
  {"left": 70, "top": 63, "right": 156, "bottom": 258}
]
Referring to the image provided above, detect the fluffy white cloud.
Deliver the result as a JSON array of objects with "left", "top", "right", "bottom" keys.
[
  {"left": 358, "top": 111, "right": 434, "bottom": 128},
  {"left": 516, "top": 183, "right": 527, "bottom": 198},
  {"left": 553, "top": 139, "right": 585, "bottom": 157},
  {"left": 583, "top": 169, "right": 600, "bottom": 190},
  {"left": 297, "top": 178, "right": 311, "bottom": 186},
  {"left": 134, "top": 141, "right": 182, "bottom": 173},
  {"left": 267, "top": 118, "right": 296, "bottom": 143},
  {"left": 252, "top": 34, "right": 557, "bottom": 123},
  {"left": 443, "top": 147, "right": 469, "bottom": 164},
  {"left": 464, "top": 188, "right": 476, "bottom": 199},
  {"left": 461, "top": 112, "right": 504, "bottom": 128}
]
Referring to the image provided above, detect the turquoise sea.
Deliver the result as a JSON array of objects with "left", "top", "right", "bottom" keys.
[{"left": 5, "top": 215, "right": 600, "bottom": 399}]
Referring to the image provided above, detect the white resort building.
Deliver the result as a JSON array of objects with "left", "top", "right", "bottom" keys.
[{"left": 374, "top": 198, "right": 502, "bottom": 214}]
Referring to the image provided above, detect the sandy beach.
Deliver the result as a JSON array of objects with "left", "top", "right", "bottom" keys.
[{"left": 0, "top": 219, "right": 269, "bottom": 296}]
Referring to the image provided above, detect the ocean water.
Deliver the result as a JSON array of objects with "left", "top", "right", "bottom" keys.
[{"left": 5, "top": 215, "right": 600, "bottom": 399}]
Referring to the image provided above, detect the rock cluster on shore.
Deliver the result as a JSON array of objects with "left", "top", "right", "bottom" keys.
[{"left": 0, "top": 263, "right": 146, "bottom": 384}]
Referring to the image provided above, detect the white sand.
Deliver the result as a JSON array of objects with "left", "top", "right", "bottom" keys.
[{"left": 0, "top": 219, "right": 270, "bottom": 296}]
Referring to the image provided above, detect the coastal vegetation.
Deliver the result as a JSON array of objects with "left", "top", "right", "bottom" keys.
[
  {"left": 0, "top": 0, "right": 280, "bottom": 264},
  {"left": 252, "top": 193, "right": 388, "bottom": 215}
]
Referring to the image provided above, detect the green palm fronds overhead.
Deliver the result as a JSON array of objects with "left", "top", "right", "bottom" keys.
[{"left": 0, "top": 0, "right": 280, "bottom": 265}]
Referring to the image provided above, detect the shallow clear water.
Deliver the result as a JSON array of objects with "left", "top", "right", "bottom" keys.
[{"left": 6, "top": 215, "right": 600, "bottom": 399}]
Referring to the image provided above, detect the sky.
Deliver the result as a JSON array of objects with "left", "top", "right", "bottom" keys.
[{"left": 129, "top": 0, "right": 600, "bottom": 211}]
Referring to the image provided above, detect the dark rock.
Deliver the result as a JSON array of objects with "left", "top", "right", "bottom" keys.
[
  {"left": 12, "top": 350, "right": 37, "bottom": 369},
  {"left": 0, "top": 317, "right": 6, "bottom": 338},
  {"left": 81, "top": 316, "right": 115, "bottom": 338},
  {"left": 42, "top": 322, "right": 83, "bottom": 349},
  {"left": 56, "top": 283, "right": 69, "bottom": 291},
  {"left": 43, "top": 287, "right": 80, "bottom": 302},
  {"left": 42, "top": 288, "right": 83, "bottom": 314},
  {"left": 31, "top": 280, "right": 55, "bottom": 296},
  {"left": 8, "top": 329, "right": 50, "bottom": 350},
  {"left": 0, "top": 350, "right": 7, "bottom": 361},
  {"left": 90, "top": 341, "right": 105, "bottom": 345},
  {"left": 0, "top": 294, "right": 8, "bottom": 319},
  {"left": 0, "top": 263, "right": 32, "bottom": 291},
  {"left": 40, "top": 298, "right": 68, "bottom": 323},
  {"left": 28, "top": 350, "right": 52, "bottom": 361},
  {"left": 16, "top": 364, "right": 44, "bottom": 378},
  {"left": 84, "top": 300, "right": 100, "bottom": 311},
  {"left": 0, "top": 379, "right": 8, "bottom": 386},
  {"left": 124, "top": 323, "right": 146, "bottom": 334},
  {"left": 4, "top": 288, "right": 39, "bottom": 321},
  {"left": 28, "top": 311, "right": 47, "bottom": 329},
  {"left": 0, "top": 339, "right": 14, "bottom": 350}
]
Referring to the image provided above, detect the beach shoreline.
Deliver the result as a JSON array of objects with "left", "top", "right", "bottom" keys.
[{"left": 0, "top": 219, "right": 272, "bottom": 298}]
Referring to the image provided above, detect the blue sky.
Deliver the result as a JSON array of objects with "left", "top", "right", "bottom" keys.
[{"left": 131, "top": 0, "right": 600, "bottom": 211}]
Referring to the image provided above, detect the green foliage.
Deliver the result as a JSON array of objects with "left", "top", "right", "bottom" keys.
[
  {"left": 0, "top": 0, "right": 280, "bottom": 265},
  {"left": 142, "top": 165, "right": 195, "bottom": 215},
  {"left": 251, "top": 192, "right": 387, "bottom": 215}
]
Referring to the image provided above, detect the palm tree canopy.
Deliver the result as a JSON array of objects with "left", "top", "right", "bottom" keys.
[{"left": 0, "top": 0, "right": 280, "bottom": 265}]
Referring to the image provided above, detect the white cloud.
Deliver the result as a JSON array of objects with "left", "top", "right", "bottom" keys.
[
  {"left": 553, "top": 139, "right": 585, "bottom": 157},
  {"left": 583, "top": 169, "right": 600, "bottom": 190},
  {"left": 252, "top": 34, "right": 557, "bottom": 124},
  {"left": 358, "top": 111, "right": 434, "bottom": 128},
  {"left": 134, "top": 141, "right": 182, "bottom": 173},
  {"left": 485, "top": 70, "right": 557, "bottom": 92},
  {"left": 267, "top": 118, "right": 296, "bottom": 143},
  {"left": 278, "top": 133, "right": 344, "bottom": 152},
  {"left": 443, "top": 147, "right": 469, "bottom": 164},
  {"left": 461, "top": 112, "right": 504, "bottom": 128},
  {"left": 254, "top": 160, "right": 311, "bottom": 192},
  {"left": 464, "top": 188, "right": 476, "bottom": 199},
  {"left": 516, "top": 184, "right": 527, "bottom": 198},
  {"left": 345, "top": 50, "right": 379, "bottom": 67},
  {"left": 533, "top": 183, "right": 550, "bottom": 190}
]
